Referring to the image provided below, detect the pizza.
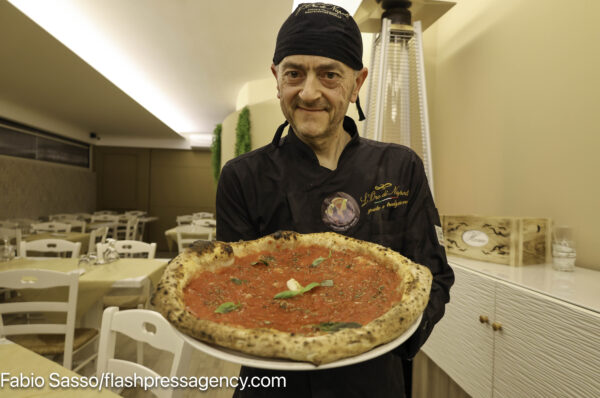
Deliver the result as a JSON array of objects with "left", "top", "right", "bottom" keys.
[{"left": 152, "top": 231, "right": 432, "bottom": 365}]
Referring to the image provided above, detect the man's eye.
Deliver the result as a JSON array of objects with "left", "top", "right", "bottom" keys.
[
  {"left": 324, "top": 72, "right": 338, "bottom": 80},
  {"left": 286, "top": 71, "right": 300, "bottom": 79}
]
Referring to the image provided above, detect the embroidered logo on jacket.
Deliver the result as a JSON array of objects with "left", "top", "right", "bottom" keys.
[
  {"left": 321, "top": 192, "right": 360, "bottom": 232},
  {"left": 360, "top": 182, "right": 409, "bottom": 215}
]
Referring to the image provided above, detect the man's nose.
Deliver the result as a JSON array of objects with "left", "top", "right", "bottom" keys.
[{"left": 299, "top": 74, "right": 321, "bottom": 102}]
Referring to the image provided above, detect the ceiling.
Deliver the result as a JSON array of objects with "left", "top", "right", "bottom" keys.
[
  {"left": 0, "top": 0, "right": 451, "bottom": 149},
  {"left": 0, "top": 0, "right": 294, "bottom": 148}
]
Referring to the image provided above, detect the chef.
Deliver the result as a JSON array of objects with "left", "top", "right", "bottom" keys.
[{"left": 216, "top": 3, "right": 454, "bottom": 397}]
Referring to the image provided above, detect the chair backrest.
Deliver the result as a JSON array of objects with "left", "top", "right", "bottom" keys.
[
  {"left": 49, "top": 213, "right": 79, "bottom": 221},
  {"left": 115, "top": 217, "right": 139, "bottom": 241},
  {"left": 30, "top": 222, "right": 72, "bottom": 233},
  {"left": 0, "top": 269, "right": 79, "bottom": 369},
  {"left": 97, "top": 240, "right": 156, "bottom": 259},
  {"left": 97, "top": 307, "right": 191, "bottom": 398},
  {"left": 90, "top": 214, "right": 120, "bottom": 223},
  {"left": 192, "top": 212, "right": 214, "bottom": 220},
  {"left": 93, "top": 210, "right": 117, "bottom": 215},
  {"left": 72, "top": 213, "right": 93, "bottom": 222},
  {"left": 175, "top": 225, "right": 213, "bottom": 253},
  {"left": 124, "top": 210, "right": 147, "bottom": 217},
  {"left": 0, "top": 227, "right": 22, "bottom": 257},
  {"left": 175, "top": 215, "right": 193, "bottom": 225},
  {"left": 63, "top": 219, "right": 87, "bottom": 233},
  {"left": 20, "top": 239, "right": 81, "bottom": 258},
  {"left": 88, "top": 227, "right": 109, "bottom": 254},
  {"left": 191, "top": 219, "right": 216, "bottom": 228}
]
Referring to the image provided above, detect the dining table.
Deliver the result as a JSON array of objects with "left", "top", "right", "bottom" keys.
[
  {"left": 0, "top": 257, "right": 169, "bottom": 327},
  {"left": 0, "top": 338, "right": 120, "bottom": 397},
  {"left": 24, "top": 232, "right": 91, "bottom": 254}
]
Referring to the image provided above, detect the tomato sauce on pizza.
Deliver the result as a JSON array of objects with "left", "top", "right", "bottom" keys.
[{"left": 183, "top": 245, "right": 403, "bottom": 334}]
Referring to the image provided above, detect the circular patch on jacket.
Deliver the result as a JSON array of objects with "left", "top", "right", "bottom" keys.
[{"left": 321, "top": 192, "right": 360, "bottom": 232}]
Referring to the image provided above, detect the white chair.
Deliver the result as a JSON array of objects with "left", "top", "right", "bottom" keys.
[
  {"left": 192, "top": 212, "right": 214, "bottom": 219},
  {"left": 90, "top": 214, "right": 120, "bottom": 238},
  {"left": 63, "top": 219, "right": 86, "bottom": 233},
  {"left": 191, "top": 218, "right": 216, "bottom": 228},
  {"left": 0, "top": 269, "right": 98, "bottom": 371},
  {"left": 125, "top": 210, "right": 147, "bottom": 217},
  {"left": 97, "top": 240, "right": 156, "bottom": 259},
  {"left": 93, "top": 210, "right": 117, "bottom": 215},
  {"left": 49, "top": 213, "right": 79, "bottom": 221},
  {"left": 175, "top": 225, "right": 213, "bottom": 253},
  {"left": 90, "top": 214, "right": 120, "bottom": 224},
  {"left": 97, "top": 307, "right": 191, "bottom": 398},
  {"left": 116, "top": 216, "right": 139, "bottom": 241},
  {"left": 0, "top": 227, "right": 22, "bottom": 257},
  {"left": 31, "top": 222, "right": 72, "bottom": 233},
  {"left": 88, "top": 227, "right": 109, "bottom": 254},
  {"left": 175, "top": 215, "right": 193, "bottom": 225},
  {"left": 20, "top": 239, "right": 81, "bottom": 258},
  {"left": 73, "top": 213, "right": 93, "bottom": 222}
]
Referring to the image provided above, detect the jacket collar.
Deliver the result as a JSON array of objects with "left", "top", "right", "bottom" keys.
[{"left": 271, "top": 116, "right": 360, "bottom": 150}]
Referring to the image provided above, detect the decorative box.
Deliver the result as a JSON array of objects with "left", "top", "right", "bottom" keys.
[{"left": 442, "top": 215, "right": 552, "bottom": 266}]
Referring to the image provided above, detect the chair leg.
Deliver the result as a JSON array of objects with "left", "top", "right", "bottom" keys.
[
  {"left": 136, "top": 340, "right": 144, "bottom": 365},
  {"left": 136, "top": 302, "right": 144, "bottom": 364}
]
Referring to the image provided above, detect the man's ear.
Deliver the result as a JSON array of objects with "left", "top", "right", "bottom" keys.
[
  {"left": 350, "top": 67, "right": 369, "bottom": 103},
  {"left": 271, "top": 63, "right": 281, "bottom": 99}
]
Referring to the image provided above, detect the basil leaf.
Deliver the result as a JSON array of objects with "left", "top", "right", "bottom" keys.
[
  {"left": 315, "top": 322, "right": 362, "bottom": 333},
  {"left": 274, "top": 281, "right": 321, "bottom": 299},
  {"left": 274, "top": 290, "right": 300, "bottom": 299},
  {"left": 230, "top": 277, "right": 246, "bottom": 285},
  {"left": 214, "top": 302, "right": 240, "bottom": 314},
  {"left": 310, "top": 257, "right": 325, "bottom": 268},
  {"left": 320, "top": 279, "right": 334, "bottom": 287},
  {"left": 251, "top": 255, "right": 274, "bottom": 266},
  {"left": 301, "top": 282, "right": 320, "bottom": 293}
]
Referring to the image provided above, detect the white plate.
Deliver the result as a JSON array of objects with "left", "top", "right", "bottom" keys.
[{"left": 176, "top": 313, "right": 422, "bottom": 371}]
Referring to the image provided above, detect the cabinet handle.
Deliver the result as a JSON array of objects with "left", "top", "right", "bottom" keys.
[
  {"left": 492, "top": 322, "right": 503, "bottom": 331},
  {"left": 479, "top": 315, "right": 489, "bottom": 324}
]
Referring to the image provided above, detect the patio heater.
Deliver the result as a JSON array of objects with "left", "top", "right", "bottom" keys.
[{"left": 362, "top": 0, "right": 437, "bottom": 196}]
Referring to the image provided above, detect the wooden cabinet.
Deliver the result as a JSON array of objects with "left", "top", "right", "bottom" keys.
[{"left": 422, "top": 259, "right": 600, "bottom": 398}]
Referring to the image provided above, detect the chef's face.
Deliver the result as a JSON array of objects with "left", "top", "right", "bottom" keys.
[{"left": 272, "top": 55, "right": 367, "bottom": 143}]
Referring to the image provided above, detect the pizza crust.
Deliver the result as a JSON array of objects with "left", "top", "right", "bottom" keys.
[{"left": 152, "top": 231, "right": 432, "bottom": 365}]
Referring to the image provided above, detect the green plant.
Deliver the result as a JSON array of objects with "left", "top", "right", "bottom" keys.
[
  {"left": 235, "top": 107, "right": 251, "bottom": 157},
  {"left": 211, "top": 123, "right": 222, "bottom": 182}
]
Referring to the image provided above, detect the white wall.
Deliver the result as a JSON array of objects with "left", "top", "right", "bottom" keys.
[{"left": 425, "top": 0, "right": 600, "bottom": 269}]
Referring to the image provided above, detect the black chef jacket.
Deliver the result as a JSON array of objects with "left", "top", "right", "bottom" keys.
[{"left": 216, "top": 116, "right": 454, "bottom": 398}]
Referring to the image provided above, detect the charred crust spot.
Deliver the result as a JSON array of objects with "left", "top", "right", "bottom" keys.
[
  {"left": 223, "top": 245, "right": 233, "bottom": 254},
  {"left": 189, "top": 240, "right": 218, "bottom": 255},
  {"left": 271, "top": 230, "right": 298, "bottom": 240}
]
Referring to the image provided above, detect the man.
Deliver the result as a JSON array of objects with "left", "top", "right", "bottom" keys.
[{"left": 216, "top": 3, "right": 454, "bottom": 397}]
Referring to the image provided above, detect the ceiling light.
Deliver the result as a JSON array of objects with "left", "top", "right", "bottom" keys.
[{"left": 8, "top": 0, "right": 195, "bottom": 135}]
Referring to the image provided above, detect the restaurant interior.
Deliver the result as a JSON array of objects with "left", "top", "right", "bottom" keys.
[{"left": 1, "top": 0, "right": 599, "bottom": 397}]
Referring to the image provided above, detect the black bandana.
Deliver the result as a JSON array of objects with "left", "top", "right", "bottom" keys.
[
  {"left": 273, "top": 2, "right": 363, "bottom": 70},
  {"left": 273, "top": 3, "right": 366, "bottom": 120}
]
